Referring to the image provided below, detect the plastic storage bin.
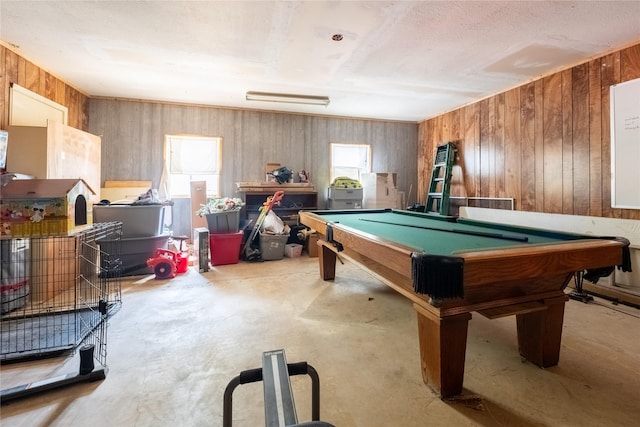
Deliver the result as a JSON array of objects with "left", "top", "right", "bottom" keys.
[
  {"left": 209, "top": 231, "right": 243, "bottom": 266},
  {"left": 97, "top": 234, "right": 170, "bottom": 276},
  {"left": 205, "top": 210, "right": 240, "bottom": 234},
  {"left": 259, "top": 232, "right": 289, "bottom": 261},
  {"left": 94, "top": 204, "right": 165, "bottom": 237},
  {"left": 284, "top": 243, "right": 303, "bottom": 258}
]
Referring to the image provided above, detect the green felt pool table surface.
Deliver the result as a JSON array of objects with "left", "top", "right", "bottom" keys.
[{"left": 309, "top": 209, "right": 592, "bottom": 256}]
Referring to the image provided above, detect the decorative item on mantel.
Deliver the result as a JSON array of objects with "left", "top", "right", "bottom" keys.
[
  {"left": 268, "top": 166, "right": 293, "bottom": 184},
  {"left": 196, "top": 197, "right": 245, "bottom": 234}
]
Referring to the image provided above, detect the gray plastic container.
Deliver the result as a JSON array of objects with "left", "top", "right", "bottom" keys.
[
  {"left": 97, "top": 234, "right": 170, "bottom": 276},
  {"left": 94, "top": 205, "right": 165, "bottom": 237},
  {"left": 259, "top": 232, "right": 289, "bottom": 261}
]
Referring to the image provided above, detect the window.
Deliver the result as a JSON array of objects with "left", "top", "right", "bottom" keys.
[
  {"left": 164, "top": 134, "right": 221, "bottom": 197},
  {"left": 330, "top": 143, "right": 371, "bottom": 183}
]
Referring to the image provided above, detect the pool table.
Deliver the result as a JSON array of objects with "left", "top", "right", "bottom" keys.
[{"left": 299, "top": 209, "right": 631, "bottom": 398}]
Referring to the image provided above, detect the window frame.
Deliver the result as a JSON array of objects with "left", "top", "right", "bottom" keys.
[
  {"left": 329, "top": 142, "right": 371, "bottom": 184},
  {"left": 164, "top": 134, "right": 222, "bottom": 198}
]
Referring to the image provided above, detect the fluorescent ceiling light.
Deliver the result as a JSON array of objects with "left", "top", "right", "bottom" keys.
[{"left": 246, "top": 91, "right": 330, "bottom": 106}]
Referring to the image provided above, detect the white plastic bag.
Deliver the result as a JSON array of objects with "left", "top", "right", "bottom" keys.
[{"left": 262, "top": 210, "right": 288, "bottom": 235}]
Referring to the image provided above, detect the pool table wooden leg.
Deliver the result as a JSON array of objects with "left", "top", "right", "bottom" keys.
[
  {"left": 516, "top": 295, "right": 568, "bottom": 368},
  {"left": 318, "top": 241, "right": 336, "bottom": 280},
  {"left": 414, "top": 304, "right": 472, "bottom": 398}
]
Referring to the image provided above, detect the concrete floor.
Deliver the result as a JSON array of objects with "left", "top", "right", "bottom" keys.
[{"left": 1, "top": 256, "right": 639, "bottom": 427}]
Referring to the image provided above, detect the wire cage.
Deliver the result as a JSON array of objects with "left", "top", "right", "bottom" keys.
[{"left": 1, "top": 222, "right": 123, "bottom": 366}]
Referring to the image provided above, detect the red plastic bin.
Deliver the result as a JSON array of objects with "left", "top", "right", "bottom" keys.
[{"left": 209, "top": 231, "right": 243, "bottom": 266}]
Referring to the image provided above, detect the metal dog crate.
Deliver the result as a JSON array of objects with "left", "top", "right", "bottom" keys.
[{"left": 1, "top": 222, "right": 123, "bottom": 402}]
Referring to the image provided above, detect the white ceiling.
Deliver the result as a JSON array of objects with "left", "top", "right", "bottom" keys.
[{"left": 1, "top": 1, "right": 639, "bottom": 122}]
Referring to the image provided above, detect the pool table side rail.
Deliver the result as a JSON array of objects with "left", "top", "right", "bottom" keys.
[
  {"left": 316, "top": 238, "right": 572, "bottom": 318},
  {"left": 300, "top": 211, "right": 629, "bottom": 312},
  {"left": 301, "top": 210, "right": 627, "bottom": 282}
]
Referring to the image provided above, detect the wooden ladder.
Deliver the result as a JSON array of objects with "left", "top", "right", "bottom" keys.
[{"left": 426, "top": 142, "right": 456, "bottom": 216}]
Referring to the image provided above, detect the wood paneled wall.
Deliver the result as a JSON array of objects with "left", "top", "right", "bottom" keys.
[
  {"left": 1, "top": 42, "right": 417, "bottom": 227},
  {"left": 0, "top": 44, "right": 89, "bottom": 131},
  {"left": 89, "top": 99, "right": 418, "bottom": 207},
  {"left": 418, "top": 43, "right": 640, "bottom": 220}
]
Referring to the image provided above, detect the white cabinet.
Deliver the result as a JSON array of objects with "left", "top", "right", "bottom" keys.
[{"left": 327, "top": 187, "right": 363, "bottom": 209}]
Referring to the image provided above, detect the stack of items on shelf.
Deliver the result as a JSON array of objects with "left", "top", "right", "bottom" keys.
[
  {"left": 361, "top": 173, "right": 405, "bottom": 209},
  {"left": 197, "top": 197, "right": 245, "bottom": 266},
  {"left": 94, "top": 192, "right": 170, "bottom": 276},
  {"left": 264, "top": 163, "right": 310, "bottom": 184},
  {"left": 328, "top": 177, "right": 363, "bottom": 209}
]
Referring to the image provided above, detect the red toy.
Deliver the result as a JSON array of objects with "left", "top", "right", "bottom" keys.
[{"left": 146, "top": 248, "right": 188, "bottom": 279}]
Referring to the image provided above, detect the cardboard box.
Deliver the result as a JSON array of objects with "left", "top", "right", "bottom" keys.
[
  {"left": 265, "top": 163, "right": 281, "bottom": 182},
  {"left": 361, "top": 172, "right": 401, "bottom": 209},
  {"left": 101, "top": 180, "right": 153, "bottom": 203},
  {"left": 306, "top": 234, "right": 318, "bottom": 257},
  {"left": 190, "top": 181, "right": 208, "bottom": 232},
  {"left": 361, "top": 173, "right": 397, "bottom": 192}
]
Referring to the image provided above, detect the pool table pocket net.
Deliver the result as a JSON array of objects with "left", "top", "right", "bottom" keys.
[{"left": 411, "top": 253, "right": 465, "bottom": 299}]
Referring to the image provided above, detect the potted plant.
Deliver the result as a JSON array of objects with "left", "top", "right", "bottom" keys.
[{"left": 196, "top": 197, "right": 245, "bottom": 234}]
